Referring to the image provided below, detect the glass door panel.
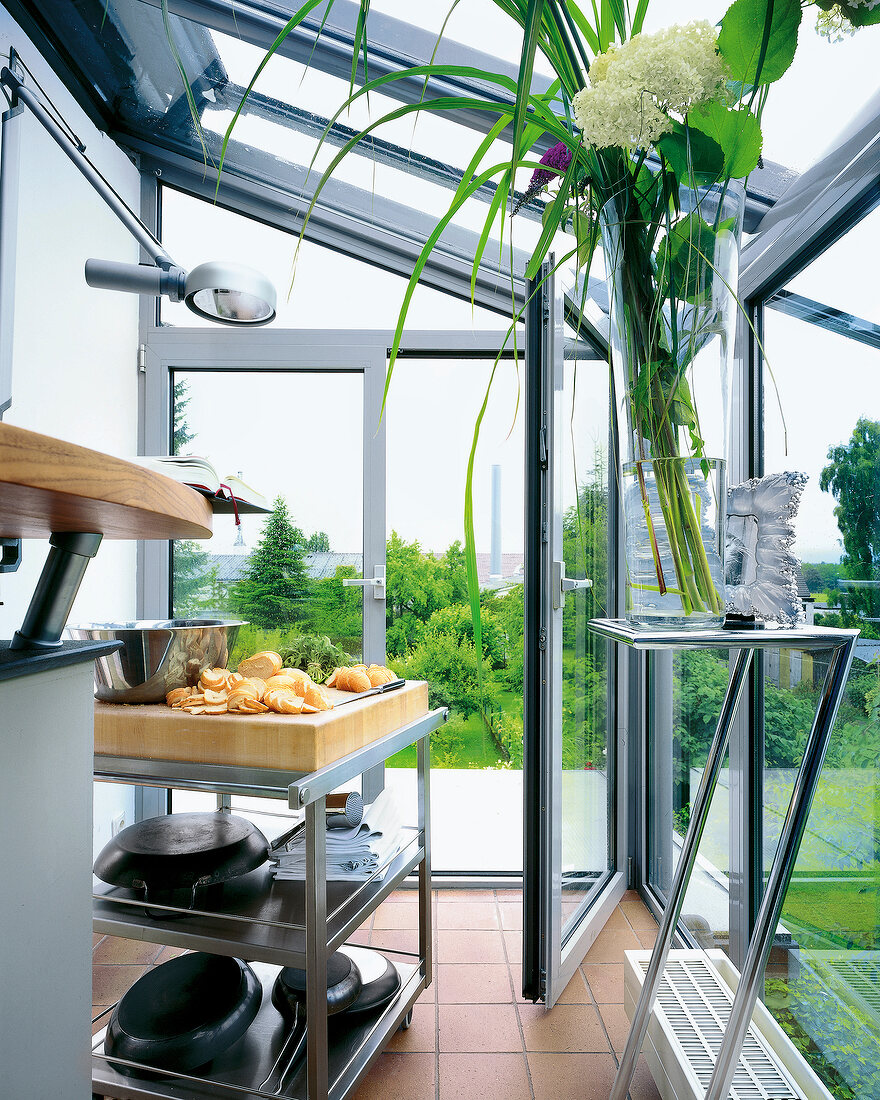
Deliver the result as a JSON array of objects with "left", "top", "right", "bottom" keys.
[
  {"left": 169, "top": 368, "right": 365, "bottom": 662},
  {"left": 559, "top": 348, "right": 613, "bottom": 942},
  {"left": 524, "top": 266, "right": 621, "bottom": 1007},
  {"left": 159, "top": 357, "right": 380, "bottom": 827},
  {"left": 383, "top": 355, "right": 524, "bottom": 875}
]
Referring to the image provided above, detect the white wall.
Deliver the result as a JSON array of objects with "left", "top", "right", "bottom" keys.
[
  {"left": 0, "top": 11, "right": 142, "bottom": 839},
  {"left": 0, "top": 12, "right": 141, "bottom": 634}
]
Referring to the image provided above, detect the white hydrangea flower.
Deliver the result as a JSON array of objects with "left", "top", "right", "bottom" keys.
[{"left": 572, "top": 22, "right": 727, "bottom": 150}]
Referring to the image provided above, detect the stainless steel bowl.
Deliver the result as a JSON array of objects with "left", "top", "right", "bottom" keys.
[{"left": 65, "top": 619, "right": 245, "bottom": 703}]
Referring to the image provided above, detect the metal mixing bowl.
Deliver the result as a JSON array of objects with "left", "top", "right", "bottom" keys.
[{"left": 65, "top": 619, "right": 245, "bottom": 703}]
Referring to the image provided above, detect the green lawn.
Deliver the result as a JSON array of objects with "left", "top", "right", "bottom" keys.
[
  {"left": 388, "top": 689, "right": 522, "bottom": 769},
  {"left": 780, "top": 874, "right": 880, "bottom": 949}
]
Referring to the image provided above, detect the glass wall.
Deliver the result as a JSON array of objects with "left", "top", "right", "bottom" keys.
[
  {"left": 759, "top": 204, "right": 880, "bottom": 1099},
  {"left": 383, "top": 354, "right": 525, "bottom": 873},
  {"left": 647, "top": 650, "right": 732, "bottom": 951},
  {"left": 169, "top": 368, "right": 365, "bottom": 667},
  {"left": 560, "top": 337, "right": 613, "bottom": 934}
]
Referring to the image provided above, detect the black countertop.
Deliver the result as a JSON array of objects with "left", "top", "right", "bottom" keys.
[{"left": 0, "top": 638, "right": 121, "bottom": 682}]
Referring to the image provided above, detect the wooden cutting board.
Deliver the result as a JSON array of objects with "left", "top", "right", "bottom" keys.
[{"left": 94, "top": 681, "right": 429, "bottom": 773}]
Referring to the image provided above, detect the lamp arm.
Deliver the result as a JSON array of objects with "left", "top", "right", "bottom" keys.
[{"left": 0, "top": 67, "right": 176, "bottom": 271}]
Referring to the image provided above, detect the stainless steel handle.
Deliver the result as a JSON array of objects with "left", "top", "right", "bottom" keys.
[
  {"left": 552, "top": 560, "right": 592, "bottom": 609},
  {"left": 342, "top": 565, "right": 386, "bottom": 600}
]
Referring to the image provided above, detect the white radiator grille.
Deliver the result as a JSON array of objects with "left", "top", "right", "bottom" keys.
[
  {"left": 807, "top": 951, "right": 880, "bottom": 1021},
  {"left": 639, "top": 957, "right": 804, "bottom": 1100}
]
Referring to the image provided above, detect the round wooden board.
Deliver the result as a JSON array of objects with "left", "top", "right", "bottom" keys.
[{"left": 0, "top": 423, "right": 213, "bottom": 540}]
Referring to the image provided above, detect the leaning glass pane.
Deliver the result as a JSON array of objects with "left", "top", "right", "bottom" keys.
[{"left": 760, "top": 204, "right": 880, "bottom": 1099}]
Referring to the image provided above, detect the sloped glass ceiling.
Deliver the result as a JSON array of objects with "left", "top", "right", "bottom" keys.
[{"left": 8, "top": 0, "right": 880, "bottom": 295}]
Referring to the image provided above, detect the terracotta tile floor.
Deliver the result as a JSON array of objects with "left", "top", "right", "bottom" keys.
[{"left": 92, "top": 889, "right": 662, "bottom": 1099}]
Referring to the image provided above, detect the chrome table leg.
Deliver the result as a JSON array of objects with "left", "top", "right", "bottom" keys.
[
  {"left": 609, "top": 647, "right": 754, "bottom": 1100},
  {"left": 704, "top": 636, "right": 856, "bottom": 1100}
]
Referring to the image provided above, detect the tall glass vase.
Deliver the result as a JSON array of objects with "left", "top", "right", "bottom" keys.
[{"left": 601, "top": 182, "right": 745, "bottom": 629}]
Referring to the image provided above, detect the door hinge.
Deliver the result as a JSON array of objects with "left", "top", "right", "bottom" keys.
[
  {"left": 538, "top": 627, "right": 547, "bottom": 651},
  {"left": 137, "top": 344, "right": 147, "bottom": 373},
  {"left": 628, "top": 856, "right": 634, "bottom": 888}
]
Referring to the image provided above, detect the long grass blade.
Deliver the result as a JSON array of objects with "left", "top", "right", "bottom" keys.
[
  {"left": 350, "top": 0, "right": 370, "bottom": 94},
  {"left": 632, "top": 0, "right": 650, "bottom": 34},
  {"left": 160, "top": 0, "right": 213, "bottom": 167},
  {"left": 215, "top": 0, "right": 339, "bottom": 193},
  {"left": 510, "top": 0, "right": 546, "bottom": 198}
]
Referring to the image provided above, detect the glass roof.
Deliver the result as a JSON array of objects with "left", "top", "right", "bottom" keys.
[{"left": 10, "top": 0, "right": 880, "bottom": 302}]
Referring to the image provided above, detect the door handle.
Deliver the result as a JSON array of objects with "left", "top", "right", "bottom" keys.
[
  {"left": 342, "top": 565, "right": 386, "bottom": 600},
  {"left": 552, "top": 560, "right": 592, "bottom": 609}
]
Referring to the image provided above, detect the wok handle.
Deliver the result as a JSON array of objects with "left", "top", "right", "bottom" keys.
[{"left": 258, "top": 1006, "right": 307, "bottom": 1093}]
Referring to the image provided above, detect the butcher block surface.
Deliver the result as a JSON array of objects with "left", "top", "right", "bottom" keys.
[{"left": 94, "top": 680, "right": 429, "bottom": 773}]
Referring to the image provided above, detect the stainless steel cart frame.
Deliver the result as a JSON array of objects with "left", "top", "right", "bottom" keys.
[
  {"left": 91, "top": 707, "right": 445, "bottom": 1100},
  {"left": 588, "top": 620, "right": 858, "bottom": 1100}
]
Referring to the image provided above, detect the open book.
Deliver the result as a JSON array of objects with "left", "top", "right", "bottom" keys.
[{"left": 136, "top": 455, "right": 269, "bottom": 511}]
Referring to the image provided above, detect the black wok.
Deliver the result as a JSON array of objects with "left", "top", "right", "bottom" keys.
[
  {"left": 93, "top": 811, "right": 269, "bottom": 913},
  {"left": 105, "top": 953, "right": 261, "bottom": 1074}
]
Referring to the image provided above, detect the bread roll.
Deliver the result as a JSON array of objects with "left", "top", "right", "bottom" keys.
[{"left": 238, "top": 651, "right": 283, "bottom": 680}]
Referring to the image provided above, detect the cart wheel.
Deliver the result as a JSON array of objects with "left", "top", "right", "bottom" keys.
[{"left": 400, "top": 1009, "right": 413, "bottom": 1031}]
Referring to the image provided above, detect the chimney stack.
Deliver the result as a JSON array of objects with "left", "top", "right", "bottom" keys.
[{"left": 490, "top": 464, "right": 502, "bottom": 580}]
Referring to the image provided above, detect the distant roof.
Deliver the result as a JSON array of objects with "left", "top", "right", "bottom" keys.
[
  {"left": 305, "top": 552, "right": 363, "bottom": 580},
  {"left": 793, "top": 565, "right": 814, "bottom": 602},
  {"left": 206, "top": 550, "right": 524, "bottom": 589},
  {"left": 474, "top": 553, "right": 523, "bottom": 589},
  {"left": 208, "top": 552, "right": 363, "bottom": 584}
]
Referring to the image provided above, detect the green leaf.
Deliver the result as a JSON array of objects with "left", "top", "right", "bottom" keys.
[
  {"left": 511, "top": 1, "right": 546, "bottom": 197},
  {"left": 631, "top": 163, "right": 663, "bottom": 225},
  {"left": 656, "top": 123, "right": 725, "bottom": 187},
  {"left": 656, "top": 211, "right": 728, "bottom": 304},
  {"left": 718, "top": 0, "right": 802, "bottom": 86},
  {"left": 845, "top": 4, "right": 880, "bottom": 27},
  {"left": 688, "top": 101, "right": 762, "bottom": 179},
  {"left": 632, "top": 0, "right": 650, "bottom": 34}
]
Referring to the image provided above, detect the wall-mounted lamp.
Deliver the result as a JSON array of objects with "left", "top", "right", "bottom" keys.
[{"left": 0, "top": 63, "right": 276, "bottom": 329}]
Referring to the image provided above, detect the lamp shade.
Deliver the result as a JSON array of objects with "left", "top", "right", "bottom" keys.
[{"left": 183, "top": 261, "right": 276, "bottom": 326}]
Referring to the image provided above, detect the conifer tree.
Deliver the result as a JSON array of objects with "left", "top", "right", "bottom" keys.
[{"left": 232, "top": 497, "right": 311, "bottom": 629}]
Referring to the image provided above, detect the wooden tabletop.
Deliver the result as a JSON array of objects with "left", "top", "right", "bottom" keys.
[{"left": 0, "top": 423, "right": 213, "bottom": 540}]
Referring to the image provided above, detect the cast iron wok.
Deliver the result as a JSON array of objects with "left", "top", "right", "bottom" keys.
[
  {"left": 93, "top": 811, "right": 269, "bottom": 914},
  {"left": 260, "top": 952, "right": 363, "bottom": 1092},
  {"left": 105, "top": 953, "right": 261, "bottom": 1074}
]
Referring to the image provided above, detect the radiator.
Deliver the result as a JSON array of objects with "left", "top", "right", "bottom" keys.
[{"left": 622, "top": 950, "right": 834, "bottom": 1100}]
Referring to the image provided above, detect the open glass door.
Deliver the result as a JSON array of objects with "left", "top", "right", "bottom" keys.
[{"left": 524, "top": 261, "right": 626, "bottom": 1006}]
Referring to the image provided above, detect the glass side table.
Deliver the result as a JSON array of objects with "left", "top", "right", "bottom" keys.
[{"left": 589, "top": 619, "right": 859, "bottom": 1100}]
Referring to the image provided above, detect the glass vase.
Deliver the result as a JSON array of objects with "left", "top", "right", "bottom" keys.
[{"left": 601, "top": 181, "right": 744, "bottom": 629}]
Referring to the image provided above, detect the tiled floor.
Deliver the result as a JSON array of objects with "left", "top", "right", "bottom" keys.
[{"left": 92, "top": 889, "right": 662, "bottom": 1100}]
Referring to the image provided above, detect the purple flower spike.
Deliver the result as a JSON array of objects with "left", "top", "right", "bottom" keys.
[
  {"left": 512, "top": 140, "right": 572, "bottom": 215},
  {"left": 531, "top": 140, "right": 573, "bottom": 189}
]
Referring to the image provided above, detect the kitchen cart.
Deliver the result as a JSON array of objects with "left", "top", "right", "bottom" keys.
[
  {"left": 90, "top": 704, "right": 444, "bottom": 1100},
  {"left": 589, "top": 619, "right": 858, "bottom": 1100}
]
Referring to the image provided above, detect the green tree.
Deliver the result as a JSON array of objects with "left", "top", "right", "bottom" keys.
[
  {"left": 231, "top": 497, "right": 311, "bottom": 630},
  {"left": 483, "top": 583, "right": 524, "bottom": 694},
  {"left": 307, "top": 565, "right": 363, "bottom": 654},
  {"left": 172, "top": 378, "right": 196, "bottom": 455},
  {"left": 304, "top": 531, "right": 331, "bottom": 552},
  {"left": 385, "top": 531, "right": 457, "bottom": 657},
  {"left": 171, "top": 540, "right": 217, "bottom": 615},
  {"left": 820, "top": 418, "right": 880, "bottom": 632}
]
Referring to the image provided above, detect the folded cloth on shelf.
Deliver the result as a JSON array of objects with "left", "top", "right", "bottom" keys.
[{"left": 272, "top": 789, "right": 404, "bottom": 881}]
